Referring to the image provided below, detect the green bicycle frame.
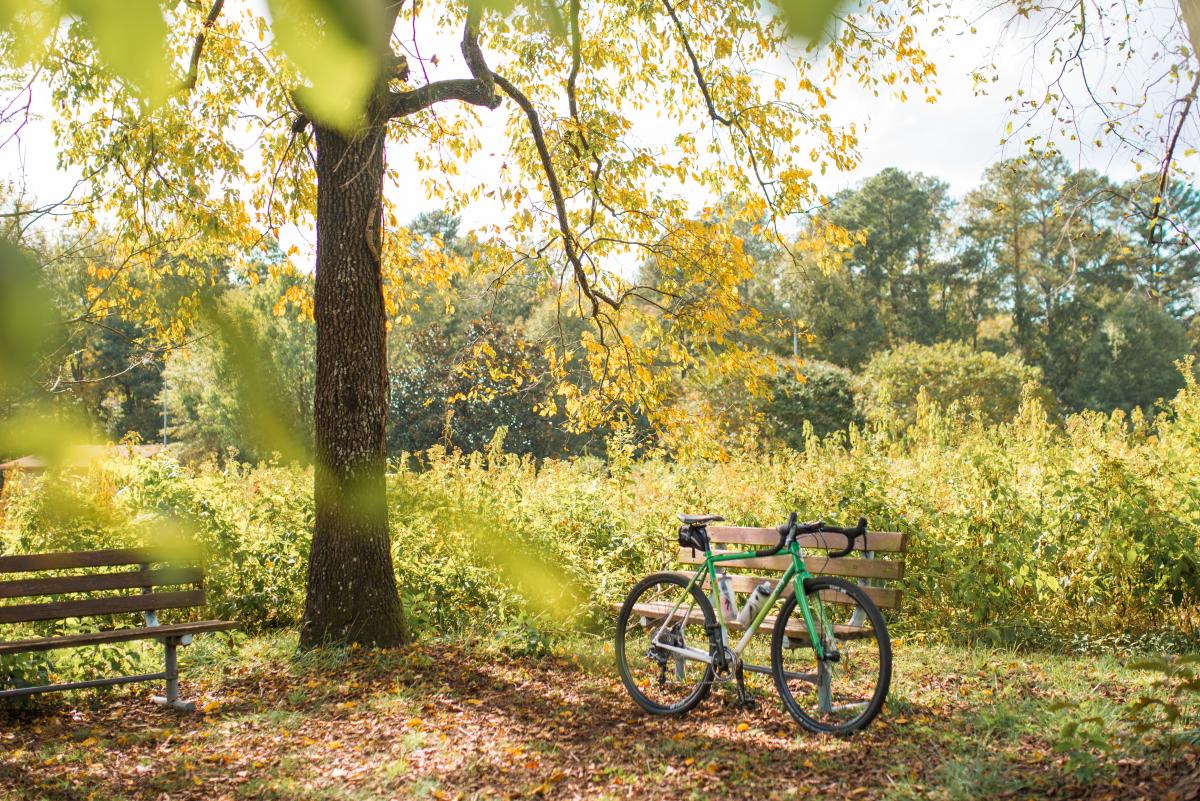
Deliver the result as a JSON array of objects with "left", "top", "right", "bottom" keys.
[{"left": 649, "top": 537, "right": 832, "bottom": 669}]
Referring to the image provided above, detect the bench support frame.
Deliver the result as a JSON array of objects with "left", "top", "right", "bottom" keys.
[
  {"left": 0, "top": 633, "right": 197, "bottom": 709},
  {"left": 0, "top": 671, "right": 169, "bottom": 699},
  {"left": 151, "top": 636, "right": 195, "bottom": 712}
]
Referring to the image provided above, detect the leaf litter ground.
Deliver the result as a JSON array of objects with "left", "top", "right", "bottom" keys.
[{"left": 2, "top": 634, "right": 1197, "bottom": 801}]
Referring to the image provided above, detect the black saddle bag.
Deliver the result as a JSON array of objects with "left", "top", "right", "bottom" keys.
[{"left": 677, "top": 525, "right": 709, "bottom": 553}]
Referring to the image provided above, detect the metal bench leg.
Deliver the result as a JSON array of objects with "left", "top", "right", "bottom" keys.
[
  {"left": 849, "top": 550, "right": 877, "bottom": 627},
  {"left": 152, "top": 637, "right": 195, "bottom": 712}
]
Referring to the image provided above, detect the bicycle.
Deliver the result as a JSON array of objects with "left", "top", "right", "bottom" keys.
[{"left": 614, "top": 512, "right": 892, "bottom": 734}]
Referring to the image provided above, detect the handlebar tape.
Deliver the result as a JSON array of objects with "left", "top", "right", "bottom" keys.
[{"left": 826, "top": 516, "right": 868, "bottom": 559}]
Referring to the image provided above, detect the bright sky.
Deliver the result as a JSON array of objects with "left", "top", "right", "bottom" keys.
[{"left": 2, "top": 1, "right": 1193, "bottom": 258}]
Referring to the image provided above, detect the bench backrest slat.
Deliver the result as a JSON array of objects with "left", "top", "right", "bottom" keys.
[
  {"left": 672, "top": 570, "right": 902, "bottom": 609},
  {"left": 0, "top": 567, "right": 203, "bottom": 600},
  {"left": 677, "top": 547, "right": 904, "bottom": 581},
  {"left": 706, "top": 526, "right": 906, "bottom": 553},
  {"left": 0, "top": 548, "right": 176, "bottom": 574},
  {"left": 0, "top": 589, "right": 206, "bottom": 625}
]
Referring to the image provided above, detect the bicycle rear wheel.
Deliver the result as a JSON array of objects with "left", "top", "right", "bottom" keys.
[
  {"left": 770, "top": 575, "right": 891, "bottom": 734},
  {"left": 615, "top": 572, "right": 715, "bottom": 715}
]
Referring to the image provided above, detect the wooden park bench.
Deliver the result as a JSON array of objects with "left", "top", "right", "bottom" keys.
[
  {"left": 624, "top": 520, "right": 906, "bottom": 649},
  {"left": 0, "top": 547, "right": 238, "bottom": 711}
]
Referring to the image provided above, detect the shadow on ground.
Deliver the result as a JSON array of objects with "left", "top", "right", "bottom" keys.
[{"left": 2, "top": 641, "right": 1197, "bottom": 801}]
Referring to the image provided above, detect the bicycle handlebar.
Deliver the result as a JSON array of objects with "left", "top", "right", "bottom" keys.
[
  {"left": 750, "top": 512, "right": 797, "bottom": 558},
  {"left": 764, "top": 514, "right": 868, "bottom": 559},
  {"left": 822, "top": 516, "right": 868, "bottom": 558}
]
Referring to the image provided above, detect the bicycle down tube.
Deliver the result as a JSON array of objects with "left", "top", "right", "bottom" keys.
[{"left": 649, "top": 540, "right": 828, "bottom": 669}]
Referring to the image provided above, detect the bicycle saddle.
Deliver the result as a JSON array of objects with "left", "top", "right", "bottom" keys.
[{"left": 678, "top": 514, "right": 724, "bottom": 525}]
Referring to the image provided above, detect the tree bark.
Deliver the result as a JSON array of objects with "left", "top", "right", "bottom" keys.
[{"left": 300, "top": 113, "right": 409, "bottom": 649}]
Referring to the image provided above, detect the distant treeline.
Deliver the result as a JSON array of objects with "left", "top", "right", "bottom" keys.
[{"left": 27, "top": 155, "right": 1199, "bottom": 460}]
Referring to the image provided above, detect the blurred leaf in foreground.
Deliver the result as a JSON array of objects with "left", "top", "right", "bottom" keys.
[
  {"left": 62, "top": 0, "right": 173, "bottom": 105},
  {"left": 0, "top": 0, "right": 58, "bottom": 61},
  {"left": 394, "top": 483, "right": 585, "bottom": 624},
  {"left": 0, "top": 0, "right": 174, "bottom": 105},
  {"left": 774, "top": 0, "right": 847, "bottom": 41},
  {"left": 0, "top": 239, "right": 52, "bottom": 397},
  {"left": 468, "top": 0, "right": 565, "bottom": 38},
  {"left": 197, "top": 297, "right": 313, "bottom": 465},
  {"left": 267, "top": 0, "right": 386, "bottom": 131}
]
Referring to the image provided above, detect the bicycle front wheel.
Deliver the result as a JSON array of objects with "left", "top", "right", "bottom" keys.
[
  {"left": 615, "top": 572, "right": 715, "bottom": 715},
  {"left": 771, "top": 576, "right": 891, "bottom": 734}
]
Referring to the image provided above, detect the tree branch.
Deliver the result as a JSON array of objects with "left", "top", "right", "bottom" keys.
[
  {"left": 382, "top": 8, "right": 500, "bottom": 119},
  {"left": 1149, "top": 70, "right": 1200, "bottom": 248},
  {"left": 566, "top": 0, "right": 583, "bottom": 122},
  {"left": 563, "top": 0, "right": 606, "bottom": 227},
  {"left": 384, "top": 78, "right": 501, "bottom": 116},
  {"left": 178, "top": 0, "right": 225, "bottom": 93},
  {"left": 660, "top": 0, "right": 730, "bottom": 125},
  {"left": 491, "top": 71, "right": 619, "bottom": 320}
]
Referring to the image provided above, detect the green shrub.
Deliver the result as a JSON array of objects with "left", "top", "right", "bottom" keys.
[
  {"left": 1068, "top": 295, "right": 1193, "bottom": 414},
  {"left": 2, "top": 367, "right": 1200, "bottom": 655},
  {"left": 857, "top": 341, "right": 1053, "bottom": 426},
  {"left": 766, "top": 360, "right": 859, "bottom": 444}
]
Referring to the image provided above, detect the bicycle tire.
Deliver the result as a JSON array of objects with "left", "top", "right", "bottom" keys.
[
  {"left": 770, "top": 575, "right": 891, "bottom": 734},
  {"left": 615, "top": 572, "right": 716, "bottom": 716}
]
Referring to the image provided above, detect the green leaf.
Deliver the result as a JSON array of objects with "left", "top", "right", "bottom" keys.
[
  {"left": 773, "top": 0, "right": 847, "bottom": 42},
  {"left": 268, "top": 0, "right": 385, "bottom": 131},
  {"left": 0, "top": 239, "right": 52, "bottom": 395},
  {"left": 62, "top": 0, "right": 173, "bottom": 106},
  {"left": 0, "top": 0, "right": 60, "bottom": 61},
  {"left": 470, "top": 0, "right": 565, "bottom": 37}
]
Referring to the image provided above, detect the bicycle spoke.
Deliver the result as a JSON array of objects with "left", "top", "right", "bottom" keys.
[
  {"left": 617, "top": 574, "right": 715, "bottom": 715},
  {"left": 772, "top": 577, "right": 890, "bottom": 733}
]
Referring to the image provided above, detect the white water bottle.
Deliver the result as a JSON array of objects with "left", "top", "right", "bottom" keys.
[
  {"left": 716, "top": 572, "right": 739, "bottom": 621},
  {"left": 737, "top": 581, "right": 772, "bottom": 628}
]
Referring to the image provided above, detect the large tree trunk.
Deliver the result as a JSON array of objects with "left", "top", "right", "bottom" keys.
[{"left": 300, "top": 115, "right": 409, "bottom": 649}]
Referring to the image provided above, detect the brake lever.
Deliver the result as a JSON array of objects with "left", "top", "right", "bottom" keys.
[{"left": 760, "top": 512, "right": 798, "bottom": 558}]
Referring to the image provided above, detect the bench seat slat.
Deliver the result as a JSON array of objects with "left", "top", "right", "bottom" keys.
[
  {"left": 678, "top": 548, "right": 903, "bottom": 581},
  {"left": 0, "top": 589, "right": 206, "bottom": 624},
  {"left": 671, "top": 571, "right": 902, "bottom": 610},
  {"left": 0, "top": 619, "right": 238, "bottom": 655},
  {"left": 707, "top": 526, "right": 906, "bottom": 553},
  {"left": 617, "top": 601, "right": 875, "bottom": 642},
  {"left": 0, "top": 567, "right": 203, "bottom": 599},
  {"left": 0, "top": 548, "right": 176, "bottom": 574}
]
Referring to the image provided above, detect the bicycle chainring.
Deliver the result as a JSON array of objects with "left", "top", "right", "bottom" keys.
[{"left": 711, "top": 646, "right": 738, "bottom": 682}]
